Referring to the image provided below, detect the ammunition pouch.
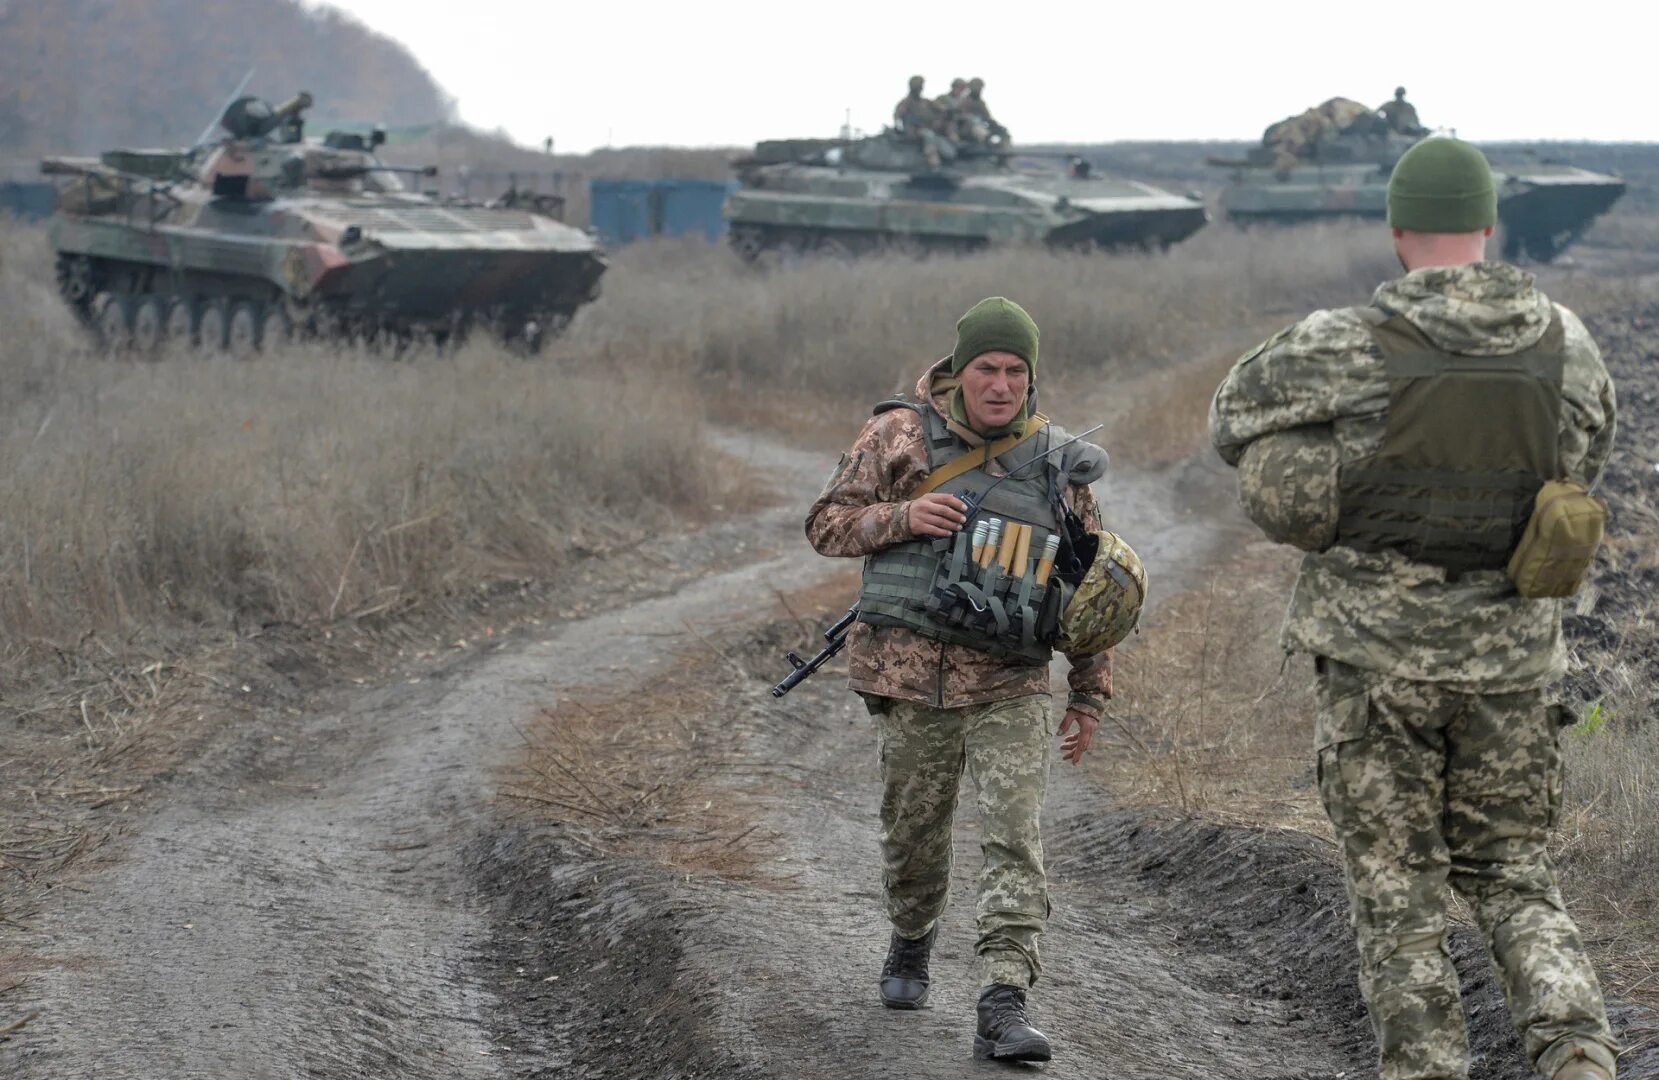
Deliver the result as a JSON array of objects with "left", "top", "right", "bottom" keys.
[
  {"left": 856, "top": 396, "right": 1105, "bottom": 665},
  {"left": 861, "top": 526, "right": 1068, "bottom": 666}
]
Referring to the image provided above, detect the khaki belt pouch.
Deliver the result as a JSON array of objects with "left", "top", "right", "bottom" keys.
[{"left": 1506, "top": 480, "right": 1606, "bottom": 599}]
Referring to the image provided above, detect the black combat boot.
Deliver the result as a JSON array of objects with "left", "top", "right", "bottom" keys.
[
  {"left": 974, "top": 983, "right": 1051, "bottom": 1062},
  {"left": 878, "top": 924, "right": 937, "bottom": 1009}
]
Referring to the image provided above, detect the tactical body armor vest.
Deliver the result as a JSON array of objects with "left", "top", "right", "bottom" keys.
[
  {"left": 857, "top": 399, "right": 1105, "bottom": 665},
  {"left": 1337, "top": 307, "right": 1565, "bottom": 573}
]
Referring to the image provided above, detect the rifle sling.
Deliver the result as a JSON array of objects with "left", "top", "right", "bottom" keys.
[{"left": 910, "top": 414, "right": 1049, "bottom": 498}]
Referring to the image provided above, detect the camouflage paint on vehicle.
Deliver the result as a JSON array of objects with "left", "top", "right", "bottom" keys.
[
  {"left": 724, "top": 134, "right": 1207, "bottom": 259},
  {"left": 1210, "top": 129, "right": 1625, "bottom": 264},
  {"left": 42, "top": 92, "right": 605, "bottom": 352}
]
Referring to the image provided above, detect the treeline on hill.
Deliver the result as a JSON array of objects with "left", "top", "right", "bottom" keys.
[{"left": 0, "top": 0, "right": 452, "bottom": 156}]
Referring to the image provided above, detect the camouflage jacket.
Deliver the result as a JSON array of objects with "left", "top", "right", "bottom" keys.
[
  {"left": 806, "top": 360, "right": 1112, "bottom": 718},
  {"left": 1210, "top": 262, "right": 1616, "bottom": 692},
  {"left": 893, "top": 94, "right": 942, "bottom": 133}
]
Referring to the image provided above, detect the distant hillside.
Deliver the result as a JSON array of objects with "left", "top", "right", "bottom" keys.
[{"left": 0, "top": 0, "right": 453, "bottom": 155}]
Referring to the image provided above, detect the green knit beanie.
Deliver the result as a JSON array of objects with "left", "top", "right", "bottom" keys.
[
  {"left": 951, "top": 296, "right": 1039, "bottom": 376},
  {"left": 1387, "top": 137, "right": 1497, "bottom": 233}
]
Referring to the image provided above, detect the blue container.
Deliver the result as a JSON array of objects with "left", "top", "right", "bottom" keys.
[
  {"left": 0, "top": 181, "right": 57, "bottom": 221},
  {"left": 589, "top": 178, "right": 736, "bottom": 245}
]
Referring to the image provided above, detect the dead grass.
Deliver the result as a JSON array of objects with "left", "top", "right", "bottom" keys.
[
  {"left": 0, "top": 224, "right": 713, "bottom": 685},
  {"left": 501, "top": 577, "right": 859, "bottom": 881},
  {"left": 556, "top": 222, "right": 1396, "bottom": 442},
  {"left": 1092, "top": 545, "right": 1325, "bottom": 833},
  {"left": 503, "top": 688, "right": 784, "bottom": 883}
]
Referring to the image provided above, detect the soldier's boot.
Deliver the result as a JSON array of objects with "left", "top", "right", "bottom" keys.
[
  {"left": 879, "top": 924, "right": 937, "bottom": 1010},
  {"left": 973, "top": 984, "right": 1051, "bottom": 1062},
  {"left": 1554, "top": 1063, "right": 1614, "bottom": 1080}
]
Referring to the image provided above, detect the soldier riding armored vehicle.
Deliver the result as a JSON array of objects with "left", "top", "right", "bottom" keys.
[
  {"left": 42, "top": 91, "right": 605, "bottom": 352},
  {"left": 1208, "top": 94, "right": 1625, "bottom": 263},
  {"left": 724, "top": 79, "right": 1206, "bottom": 259}
]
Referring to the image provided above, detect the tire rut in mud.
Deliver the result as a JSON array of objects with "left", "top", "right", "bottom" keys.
[
  {"left": 474, "top": 620, "right": 1373, "bottom": 1080},
  {"left": 479, "top": 611, "right": 1659, "bottom": 1080}
]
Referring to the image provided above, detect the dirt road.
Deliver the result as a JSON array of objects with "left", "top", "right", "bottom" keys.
[{"left": 4, "top": 434, "right": 1654, "bottom": 1079}]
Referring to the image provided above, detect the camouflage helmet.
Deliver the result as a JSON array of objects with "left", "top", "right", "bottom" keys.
[
  {"left": 1058, "top": 531, "right": 1146, "bottom": 655},
  {"left": 908, "top": 75, "right": 925, "bottom": 91},
  {"left": 969, "top": 77, "right": 985, "bottom": 91},
  {"left": 951, "top": 78, "right": 967, "bottom": 90},
  {"left": 1236, "top": 426, "right": 1340, "bottom": 552},
  {"left": 1394, "top": 86, "right": 1407, "bottom": 98}
]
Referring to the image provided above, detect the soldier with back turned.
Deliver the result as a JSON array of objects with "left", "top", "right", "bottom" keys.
[{"left": 1210, "top": 137, "right": 1619, "bottom": 1080}]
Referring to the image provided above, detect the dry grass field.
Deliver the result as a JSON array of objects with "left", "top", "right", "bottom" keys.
[{"left": 0, "top": 224, "right": 712, "bottom": 690}]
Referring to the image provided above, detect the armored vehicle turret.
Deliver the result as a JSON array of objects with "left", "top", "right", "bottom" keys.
[
  {"left": 724, "top": 132, "right": 1208, "bottom": 259},
  {"left": 1210, "top": 106, "right": 1625, "bottom": 263},
  {"left": 42, "top": 91, "right": 605, "bottom": 351}
]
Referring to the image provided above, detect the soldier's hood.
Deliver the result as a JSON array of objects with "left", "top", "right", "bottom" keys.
[
  {"left": 1372, "top": 262, "right": 1553, "bottom": 357},
  {"left": 916, "top": 357, "right": 954, "bottom": 414}
]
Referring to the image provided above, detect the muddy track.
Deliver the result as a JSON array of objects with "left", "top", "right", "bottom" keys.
[{"left": 5, "top": 435, "right": 1656, "bottom": 1079}]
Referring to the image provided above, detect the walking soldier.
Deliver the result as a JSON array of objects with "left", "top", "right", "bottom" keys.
[
  {"left": 1210, "top": 138, "right": 1620, "bottom": 1080},
  {"left": 805, "top": 297, "right": 1143, "bottom": 1063}
]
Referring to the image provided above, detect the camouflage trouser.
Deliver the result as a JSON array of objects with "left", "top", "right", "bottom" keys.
[
  {"left": 1315, "top": 658, "right": 1618, "bottom": 1080},
  {"left": 874, "top": 694, "right": 1052, "bottom": 989}
]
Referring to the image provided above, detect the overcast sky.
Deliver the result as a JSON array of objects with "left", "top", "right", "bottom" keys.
[{"left": 322, "top": 0, "right": 1656, "bottom": 152}]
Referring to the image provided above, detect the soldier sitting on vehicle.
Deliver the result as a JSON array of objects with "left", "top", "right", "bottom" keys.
[
  {"left": 893, "top": 75, "right": 955, "bottom": 169},
  {"left": 934, "top": 78, "right": 970, "bottom": 140},
  {"left": 1379, "top": 86, "right": 1429, "bottom": 137},
  {"left": 960, "top": 77, "right": 1009, "bottom": 146}
]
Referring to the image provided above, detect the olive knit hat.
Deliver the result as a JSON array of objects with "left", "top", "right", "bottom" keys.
[
  {"left": 1387, "top": 137, "right": 1497, "bottom": 233},
  {"left": 951, "top": 296, "right": 1039, "bottom": 376}
]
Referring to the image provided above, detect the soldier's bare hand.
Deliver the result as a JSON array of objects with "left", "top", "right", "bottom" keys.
[
  {"left": 906, "top": 494, "right": 969, "bottom": 538},
  {"left": 1058, "top": 709, "right": 1098, "bottom": 765}
]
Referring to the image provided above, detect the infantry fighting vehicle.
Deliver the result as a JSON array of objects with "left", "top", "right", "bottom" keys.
[
  {"left": 42, "top": 92, "right": 605, "bottom": 351},
  {"left": 1211, "top": 127, "right": 1625, "bottom": 263},
  {"left": 724, "top": 134, "right": 1208, "bottom": 258}
]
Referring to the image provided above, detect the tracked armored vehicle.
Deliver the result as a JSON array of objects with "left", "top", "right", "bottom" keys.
[
  {"left": 42, "top": 92, "right": 605, "bottom": 351},
  {"left": 724, "top": 134, "right": 1208, "bottom": 259},
  {"left": 1211, "top": 126, "right": 1625, "bottom": 263}
]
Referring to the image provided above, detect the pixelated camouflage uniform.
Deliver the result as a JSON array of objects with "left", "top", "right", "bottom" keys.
[
  {"left": 806, "top": 358, "right": 1110, "bottom": 988},
  {"left": 1210, "top": 262, "right": 1619, "bottom": 1080}
]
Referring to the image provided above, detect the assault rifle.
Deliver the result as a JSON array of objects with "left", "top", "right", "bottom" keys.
[
  {"left": 771, "top": 606, "right": 858, "bottom": 698},
  {"left": 770, "top": 424, "right": 1102, "bottom": 699}
]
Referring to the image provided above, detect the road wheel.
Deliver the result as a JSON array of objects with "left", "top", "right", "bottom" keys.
[
  {"left": 226, "top": 300, "right": 263, "bottom": 356},
  {"left": 197, "top": 300, "right": 229, "bottom": 351},
  {"left": 130, "top": 295, "right": 166, "bottom": 354},
  {"left": 728, "top": 226, "right": 767, "bottom": 263},
  {"left": 57, "top": 255, "right": 97, "bottom": 309},
  {"left": 260, "top": 306, "right": 293, "bottom": 349},
  {"left": 165, "top": 298, "right": 196, "bottom": 346},
  {"left": 816, "top": 234, "right": 856, "bottom": 260},
  {"left": 93, "top": 294, "right": 132, "bottom": 351}
]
